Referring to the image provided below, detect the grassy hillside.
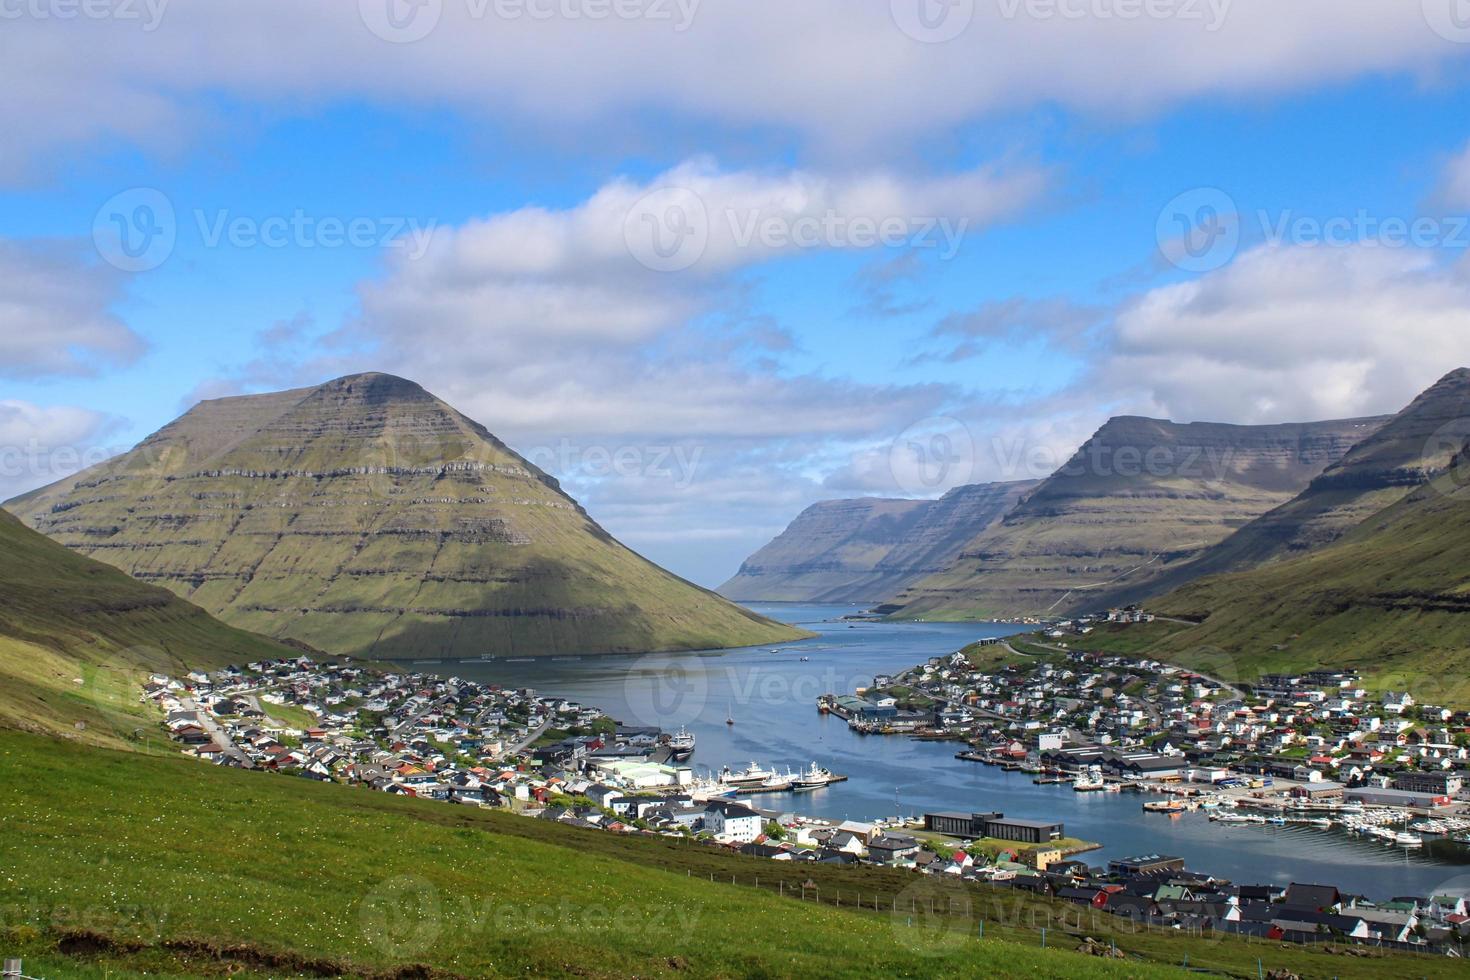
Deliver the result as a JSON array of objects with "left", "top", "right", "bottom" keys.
[
  {"left": 2, "top": 731, "right": 1456, "bottom": 979},
  {"left": 883, "top": 415, "right": 1384, "bottom": 621},
  {"left": 0, "top": 509, "right": 304, "bottom": 747},
  {"left": 1083, "top": 462, "right": 1470, "bottom": 706},
  {"left": 8, "top": 373, "right": 806, "bottom": 658}
]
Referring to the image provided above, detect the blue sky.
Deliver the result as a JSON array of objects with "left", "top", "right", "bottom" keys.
[{"left": 5, "top": 2, "right": 1470, "bottom": 585}]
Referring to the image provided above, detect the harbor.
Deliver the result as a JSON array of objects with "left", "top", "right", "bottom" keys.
[{"left": 426, "top": 601, "right": 1468, "bottom": 899}]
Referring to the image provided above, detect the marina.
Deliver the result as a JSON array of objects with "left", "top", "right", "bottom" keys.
[{"left": 426, "top": 601, "right": 1467, "bottom": 898}]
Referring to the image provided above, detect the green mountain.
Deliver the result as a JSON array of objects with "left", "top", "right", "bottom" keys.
[
  {"left": 0, "top": 508, "right": 300, "bottom": 745},
  {"left": 1097, "top": 450, "right": 1470, "bottom": 706},
  {"left": 6, "top": 373, "right": 802, "bottom": 659},
  {"left": 1145, "top": 367, "right": 1470, "bottom": 588},
  {"left": 718, "top": 481, "right": 1037, "bottom": 602},
  {"left": 879, "top": 414, "right": 1387, "bottom": 620}
]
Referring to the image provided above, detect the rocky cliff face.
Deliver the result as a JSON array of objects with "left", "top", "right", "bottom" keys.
[
  {"left": 719, "top": 481, "right": 1036, "bottom": 602},
  {"left": 880, "top": 414, "right": 1388, "bottom": 619},
  {"left": 1150, "top": 367, "right": 1470, "bottom": 584},
  {"left": 7, "top": 373, "right": 802, "bottom": 658}
]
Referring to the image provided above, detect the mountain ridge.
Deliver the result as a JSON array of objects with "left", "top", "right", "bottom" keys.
[
  {"left": 879, "top": 413, "right": 1390, "bottom": 620},
  {"left": 8, "top": 373, "right": 804, "bottom": 658},
  {"left": 719, "top": 480, "right": 1037, "bottom": 602}
]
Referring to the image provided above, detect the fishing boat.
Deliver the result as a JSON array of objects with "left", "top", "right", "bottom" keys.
[
  {"left": 666, "top": 726, "right": 696, "bottom": 762},
  {"left": 720, "top": 762, "right": 776, "bottom": 787},
  {"left": 1143, "top": 800, "right": 1186, "bottom": 815},
  {"left": 794, "top": 762, "right": 836, "bottom": 788},
  {"left": 1073, "top": 766, "right": 1106, "bottom": 792},
  {"left": 725, "top": 701, "right": 734, "bottom": 726}
]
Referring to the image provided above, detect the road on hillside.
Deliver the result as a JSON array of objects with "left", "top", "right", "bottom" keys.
[{"left": 181, "top": 696, "right": 253, "bottom": 767}]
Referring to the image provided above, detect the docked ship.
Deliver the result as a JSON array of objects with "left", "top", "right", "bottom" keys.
[
  {"left": 793, "top": 762, "right": 836, "bottom": 789},
  {"left": 720, "top": 762, "right": 777, "bottom": 787},
  {"left": 665, "top": 726, "right": 696, "bottom": 762}
]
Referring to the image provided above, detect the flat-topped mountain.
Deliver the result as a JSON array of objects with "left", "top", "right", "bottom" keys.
[
  {"left": 7, "top": 373, "right": 803, "bottom": 658},
  {"left": 719, "top": 481, "right": 1036, "bottom": 602},
  {"left": 1148, "top": 367, "right": 1470, "bottom": 585},
  {"left": 879, "top": 414, "right": 1388, "bottom": 620}
]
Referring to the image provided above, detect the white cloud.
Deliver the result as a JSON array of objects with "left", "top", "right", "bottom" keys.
[
  {"left": 0, "top": 400, "right": 122, "bottom": 502},
  {"left": 1438, "top": 141, "right": 1470, "bottom": 210},
  {"left": 1106, "top": 244, "right": 1470, "bottom": 423},
  {"left": 0, "top": 239, "right": 145, "bottom": 378},
  {"left": 0, "top": 2, "right": 1463, "bottom": 182}
]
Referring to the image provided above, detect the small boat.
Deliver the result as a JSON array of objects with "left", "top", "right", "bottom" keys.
[
  {"left": 725, "top": 700, "right": 734, "bottom": 726},
  {"left": 799, "top": 656, "right": 810, "bottom": 662},
  {"left": 1392, "top": 831, "right": 1424, "bottom": 847},
  {"left": 1143, "top": 800, "right": 1185, "bottom": 815}
]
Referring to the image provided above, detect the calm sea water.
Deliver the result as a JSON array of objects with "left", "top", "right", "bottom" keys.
[{"left": 415, "top": 602, "right": 1466, "bottom": 899}]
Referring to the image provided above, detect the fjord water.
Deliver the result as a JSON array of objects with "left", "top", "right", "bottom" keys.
[{"left": 436, "top": 602, "right": 1460, "bottom": 899}]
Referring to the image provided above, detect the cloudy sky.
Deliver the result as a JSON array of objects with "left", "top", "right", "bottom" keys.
[{"left": 5, "top": 0, "right": 1470, "bottom": 585}]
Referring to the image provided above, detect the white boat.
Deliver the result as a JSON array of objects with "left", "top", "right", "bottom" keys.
[
  {"left": 720, "top": 761, "right": 776, "bottom": 787},
  {"left": 1392, "top": 831, "right": 1424, "bottom": 847},
  {"left": 1073, "top": 766, "right": 1106, "bottom": 791},
  {"left": 794, "top": 761, "right": 836, "bottom": 788},
  {"left": 667, "top": 726, "right": 696, "bottom": 761}
]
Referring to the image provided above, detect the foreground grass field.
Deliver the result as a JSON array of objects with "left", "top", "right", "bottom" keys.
[{"left": 3, "top": 732, "right": 1463, "bottom": 979}]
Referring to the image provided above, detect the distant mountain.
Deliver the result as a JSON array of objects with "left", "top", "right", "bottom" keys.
[
  {"left": 0, "top": 508, "right": 300, "bottom": 745},
  {"left": 7, "top": 373, "right": 803, "bottom": 658},
  {"left": 1145, "top": 367, "right": 1470, "bottom": 588},
  {"left": 879, "top": 414, "right": 1388, "bottom": 620},
  {"left": 719, "top": 481, "right": 1037, "bottom": 602},
  {"left": 1108, "top": 446, "right": 1470, "bottom": 707}
]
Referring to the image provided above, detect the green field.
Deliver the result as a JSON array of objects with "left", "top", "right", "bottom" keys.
[{"left": 3, "top": 731, "right": 1462, "bottom": 979}]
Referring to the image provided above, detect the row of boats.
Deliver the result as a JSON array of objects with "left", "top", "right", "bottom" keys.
[{"left": 688, "top": 761, "right": 844, "bottom": 797}]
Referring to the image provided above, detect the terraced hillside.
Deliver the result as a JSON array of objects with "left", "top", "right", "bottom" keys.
[
  {"left": 719, "top": 481, "right": 1036, "bottom": 602},
  {"left": 0, "top": 509, "right": 300, "bottom": 746},
  {"left": 1145, "top": 367, "right": 1470, "bottom": 590},
  {"left": 7, "top": 373, "right": 803, "bottom": 659},
  {"left": 880, "top": 414, "right": 1387, "bottom": 620}
]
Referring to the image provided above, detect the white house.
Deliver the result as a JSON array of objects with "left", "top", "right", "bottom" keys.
[{"left": 703, "top": 801, "right": 762, "bottom": 842}]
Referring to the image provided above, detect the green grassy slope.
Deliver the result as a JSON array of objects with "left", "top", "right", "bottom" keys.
[
  {"left": 883, "top": 415, "right": 1385, "bottom": 620},
  {"left": 2, "top": 731, "right": 1454, "bottom": 979},
  {"left": 0, "top": 509, "right": 304, "bottom": 747},
  {"left": 1084, "top": 461, "right": 1470, "bottom": 706},
  {"left": 7, "top": 373, "right": 806, "bottom": 658}
]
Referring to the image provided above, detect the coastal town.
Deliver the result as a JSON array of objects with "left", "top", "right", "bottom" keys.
[{"left": 141, "top": 646, "right": 1470, "bottom": 957}]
